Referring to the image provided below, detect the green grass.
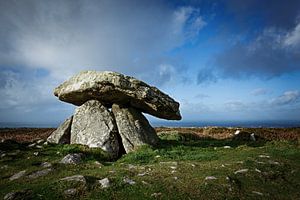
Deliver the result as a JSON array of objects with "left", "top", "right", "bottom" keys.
[{"left": 0, "top": 132, "right": 299, "bottom": 199}]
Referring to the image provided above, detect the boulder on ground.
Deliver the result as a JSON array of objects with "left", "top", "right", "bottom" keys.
[
  {"left": 54, "top": 71, "right": 181, "bottom": 120},
  {"left": 112, "top": 104, "right": 159, "bottom": 153},
  {"left": 60, "top": 153, "right": 83, "bottom": 164},
  {"left": 71, "top": 100, "right": 120, "bottom": 157},
  {"left": 47, "top": 116, "right": 72, "bottom": 144}
]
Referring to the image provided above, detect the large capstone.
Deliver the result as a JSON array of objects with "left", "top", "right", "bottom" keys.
[
  {"left": 47, "top": 116, "right": 72, "bottom": 144},
  {"left": 71, "top": 100, "right": 119, "bottom": 157},
  {"left": 112, "top": 104, "right": 159, "bottom": 153},
  {"left": 54, "top": 71, "right": 181, "bottom": 120}
]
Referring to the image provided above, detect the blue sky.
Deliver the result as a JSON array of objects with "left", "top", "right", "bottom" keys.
[{"left": 0, "top": 0, "right": 300, "bottom": 126}]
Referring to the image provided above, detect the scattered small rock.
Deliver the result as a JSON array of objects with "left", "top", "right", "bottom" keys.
[
  {"left": 223, "top": 146, "right": 231, "bottom": 149},
  {"left": 9, "top": 170, "right": 26, "bottom": 181},
  {"left": 259, "top": 155, "right": 270, "bottom": 158},
  {"left": 155, "top": 155, "right": 161, "bottom": 158},
  {"left": 40, "top": 162, "right": 52, "bottom": 168},
  {"left": 190, "top": 163, "right": 195, "bottom": 167},
  {"left": 63, "top": 188, "right": 78, "bottom": 197},
  {"left": 36, "top": 139, "right": 45, "bottom": 144},
  {"left": 36, "top": 145, "right": 43, "bottom": 149},
  {"left": 123, "top": 177, "right": 136, "bottom": 185},
  {"left": 28, "top": 143, "right": 36, "bottom": 148},
  {"left": 170, "top": 166, "right": 177, "bottom": 170},
  {"left": 173, "top": 176, "right": 178, "bottom": 180},
  {"left": 234, "top": 169, "right": 248, "bottom": 174},
  {"left": 151, "top": 192, "right": 162, "bottom": 198},
  {"left": 250, "top": 133, "right": 256, "bottom": 141},
  {"left": 28, "top": 168, "right": 53, "bottom": 179},
  {"left": 60, "top": 175, "right": 86, "bottom": 184},
  {"left": 1, "top": 153, "right": 6, "bottom": 158},
  {"left": 255, "top": 168, "right": 262, "bottom": 173},
  {"left": 7, "top": 151, "right": 20, "bottom": 156},
  {"left": 234, "top": 130, "right": 241, "bottom": 135},
  {"left": 171, "top": 170, "right": 176, "bottom": 174},
  {"left": 98, "top": 178, "right": 110, "bottom": 188},
  {"left": 268, "top": 160, "right": 280, "bottom": 165},
  {"left": 43, "top": 141, "right": 48, "bottom": 145},
  {"left": 4, "top": 190, "right": 33, "bottom": 200},
  {"left": 205, "top": 176, "right": 217, "bottom": 180},
  {"left": 94, "top": 161, "right": 103, "bottom": 167},
  {"left": 60, "top": 153, "right": 83, "bottom": 164},
  {"left": 137, "top": 172, "right": 147, "bottom": 176},
  {"left": 252, "top": 191, "right": 263, "bottom": 196},
  {"left": 33, "top": 152, "right": 39, "bottom": 156},
  {"left": 142, "top": 181, "right": 150, "bottom": 185}
]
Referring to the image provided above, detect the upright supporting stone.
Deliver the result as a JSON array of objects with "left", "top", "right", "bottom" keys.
[
  {"left": 47, "top": 116, "right": 73, "bottom": 144},
  {"left": 112, "top": 104, "right": 159, "bottom": 153},
  {"left": 71, "top": 100, "right": 119, "bottom": 157}
]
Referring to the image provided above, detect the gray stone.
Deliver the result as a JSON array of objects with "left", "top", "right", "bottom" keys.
[
  {"left": 63, "top": 188, "right": 78, "bottom": 197},
  {"left": 71, "top": 100, "right": 119, "bottom": 157},
  {"left": 60, "top": 153, "right": 83, "bottom": 164},
  {"left": 123, "top": 177, "right": 136, "bottom": 185},
  {"left": 40, "top": 162, "right": 52, "bottom": 168},
  {"left": 36, "top": 139, "right": 45, "bottom": 144},
  {"left": 98, "top": 178, "right": 110, "bottom": 188},
  {"left": 60, "top": 175, "right": 86, "bottom": 184},
  {"left": 47, "top": 116, "right": 73, "bottom": 144},
  {"left": 9, "top": 170, "right": 26, "bottom": 181},
  {"left": 54, "top": 71, "right": 181, "bottom": 120},
  {"left": 234, "top": 169, "right": 249, "bottom": 174},
  {"left": 112, "top": 104, "right": 159, "bottom": 153},
  {"left": 4, "top": 190, "right": 32, "bottom": 200},
  {"left": 205, "top": 176, "right": 217, "bottom": 180},
  {"left": 27, "top": 168, "right": 52, "bottom": 179}
]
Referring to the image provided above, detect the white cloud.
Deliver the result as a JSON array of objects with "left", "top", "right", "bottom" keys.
[
  {"left": 284, "top": 23, "right": 300, "bottom": 47},
  {"left": 0, "top": 1, "right": 205, "bottom": 82},
  {"left": 270, "top": 90, "right": 300, "bottom": 106},
  {"left": 250, "top": 88, "right": 270, "bottom": 96}
]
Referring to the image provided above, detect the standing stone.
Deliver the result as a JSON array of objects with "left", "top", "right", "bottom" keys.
[
  {"left": 112, "top": 104, "right": 159, "bottom": 153},
  {"left": 71, "top": 100, "right": 119, "bottom": 157},
  {"left": 47, "top": 116, "right": 72, "bottom": 144}
]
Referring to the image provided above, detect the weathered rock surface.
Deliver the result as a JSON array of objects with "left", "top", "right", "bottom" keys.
[
  {"left": 98, "top": 178, "right": 110, "bottom": 188},
  {"left": 112, "top": 104, "right": 159, "bottom": 153},
  {"left": 60, "top": 175, "right": 86, "bottom": 184},
  {"left": 54, "top": 71, "right": 181, "bottom": 120},
  {"left": 4, "top": 190, "right": 33, "bottom": 200},
  {"left": 27, "top": 168, "right": 53, "bottom": 179},
  {"left": 47, "top": 116, "right": 72, "bottom": 144},
  {"left": 60, "top": 153, "right": 83, "bottom": 164},
  {"left": 9, "top": 170, "right": 26, "bottom": 181},
  {"left": 71, "top": 100, "right": 119, "bottom": 157}
]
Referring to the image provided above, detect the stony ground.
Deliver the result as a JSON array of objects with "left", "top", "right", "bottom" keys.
[{"left": 0, "top": 127, "right": 299, "bottom": 199}]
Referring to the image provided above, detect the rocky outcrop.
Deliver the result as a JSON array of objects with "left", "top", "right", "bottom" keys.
[
  {"left": 47, "top": 116, "right": 72, "bottom": 144},
  {"left": 112, "top": 104, "right": 159, "bottom": 153},
  {"left": 71, "top": 100, "right": 119, "bottom": 157},
  {"left": 54, "top": 71, "right": 181, "bottom": 120}
]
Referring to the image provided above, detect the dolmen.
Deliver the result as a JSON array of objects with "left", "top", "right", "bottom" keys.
[{"left": 47, "top": 71, "right": 181, "bottom": 157}]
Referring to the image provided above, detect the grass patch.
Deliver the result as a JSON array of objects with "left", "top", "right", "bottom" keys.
[{"left": 0, "top": 131, "right": 299, "bottom": 199}]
